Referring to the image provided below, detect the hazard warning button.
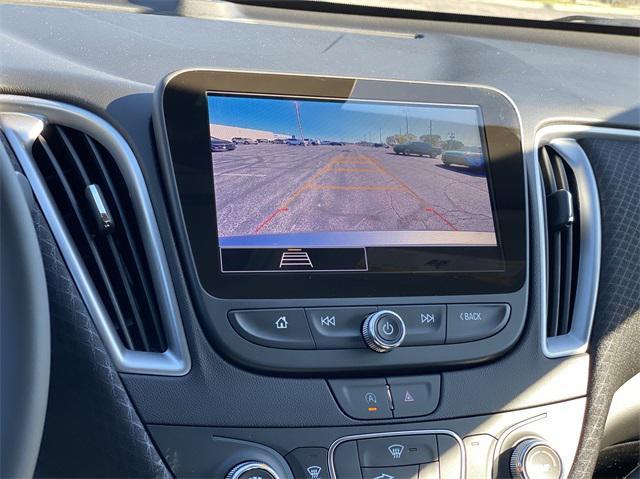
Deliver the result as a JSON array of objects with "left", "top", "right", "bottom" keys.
[{"left": 387, "top": 375, "right": 441, "bottom": 418}]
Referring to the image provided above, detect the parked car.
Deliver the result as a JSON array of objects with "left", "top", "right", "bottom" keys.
[
  {"left": 256, "top": 138, "right": 269, "bottom": 143},
  {"left": 210, "top": 137, "right": 236, "bottom": 152},
  {"left": 441, "top": 150, "right": 485, "bottom": 169},
  {"left": 287, "top": 138, "right": 306, "bottom": 146},
  {"left": 373, "top": 143, "right": 389, "bottom": 148},
  {"left": 304, "top": 138, "right": 320, "bottom": 145},
  {"left": 231, "top": 137, "right": 257, "bottom": 144},
  {"left": 393, "top": 142, "right": 442, "bottom": 157}
]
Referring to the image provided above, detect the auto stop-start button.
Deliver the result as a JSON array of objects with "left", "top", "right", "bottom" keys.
[
  {"left": 446, "top": 304, "right": 511, "bottom": 343},
  {"left": 328, "top": 378, "right": 393, "bottom": 419}
]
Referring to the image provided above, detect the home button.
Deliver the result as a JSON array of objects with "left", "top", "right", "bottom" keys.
[{"left": 228, "top": 309, "right": 315, "bottom": 349}]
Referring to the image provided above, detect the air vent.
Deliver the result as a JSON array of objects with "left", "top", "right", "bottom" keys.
[
  {"left": 31, "top": 125, "right": 166, "bottom": 352},
  {"left": 539, "top": 145, "right": 581, "bottom": 339},
  {"left": 535, "top": 128, "right": 608, "bottom": 357}
]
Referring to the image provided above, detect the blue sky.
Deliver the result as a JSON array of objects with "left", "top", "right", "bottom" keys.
[{"left": 207, "top": 94, "right": 483, "bottom": 146}]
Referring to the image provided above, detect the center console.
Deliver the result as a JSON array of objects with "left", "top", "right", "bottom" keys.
[{"left": 150, "top": 70, "right": 574, "bottom": 479}]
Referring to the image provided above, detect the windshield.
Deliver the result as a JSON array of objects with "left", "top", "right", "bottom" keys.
[
  {"left": 5, "top": 0, "right": 637, "bottom": 29},
  {"left": 306, "top": 0, "right": 640, "bottom": 28}
]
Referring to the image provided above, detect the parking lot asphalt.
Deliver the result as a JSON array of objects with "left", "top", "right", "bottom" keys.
[{"left": 212, "top": 144, "right": 495, "bottom": 238}]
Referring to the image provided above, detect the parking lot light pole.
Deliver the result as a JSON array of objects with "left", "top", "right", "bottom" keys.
[{"left": 294, "top": 101, "right": 305, "bottom": 145}]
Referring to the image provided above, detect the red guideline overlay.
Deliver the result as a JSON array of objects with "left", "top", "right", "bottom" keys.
[{"left": 254, "top": 207, "right": 289, "bottom": 233}]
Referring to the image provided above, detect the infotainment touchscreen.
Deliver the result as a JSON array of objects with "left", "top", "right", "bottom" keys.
[
  {"left": 159, "top": 70, "right": 525, "bottom": 296},
  {"left": 207, "top": 93, "right": 500, "bottom": 273}
]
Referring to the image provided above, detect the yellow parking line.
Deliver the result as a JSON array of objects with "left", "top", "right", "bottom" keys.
[
  {"left": 333, "top": 159, "right": 372, "bottom": 164},
  {"left": 280, "top": 153, "right": 345, "bottom": 208},
  {"left": 310, "top": 185, "right": 406, "bottom": 191},
  {"left": 279, "top": 151, "right": 420, "bottom": 210},
  {"left": 364, "top": 154, "right": 427, "bottom": 205},
  {"left": 331, "top": 168, "right": 378, "bottom": 173}
]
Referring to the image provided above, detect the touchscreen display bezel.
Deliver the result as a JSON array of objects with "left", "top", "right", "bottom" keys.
[{"left": 158, "top": 70, "right": 526, "bottom": 299}]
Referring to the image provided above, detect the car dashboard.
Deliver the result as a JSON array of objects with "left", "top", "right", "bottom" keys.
[{"left": 0, "top": 2, "right": 638, "bottom": 478}]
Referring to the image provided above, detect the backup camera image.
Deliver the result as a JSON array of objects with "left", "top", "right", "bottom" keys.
[{"left": 207, "top": 93, "right": 498, "bottom": 271}]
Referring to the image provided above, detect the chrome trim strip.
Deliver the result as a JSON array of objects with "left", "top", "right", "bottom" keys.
[
  {"left": 0, "top": 96, "right": 191, "bottom": 376},
  {"left": 534, "top": 125, "right": 639, "bottom": 358},
  {"left": 547, "top": 139, "right": 601, "bottom": 356},
  {"left": 327, "top": 429, "right": 465, "bottom": 479}
]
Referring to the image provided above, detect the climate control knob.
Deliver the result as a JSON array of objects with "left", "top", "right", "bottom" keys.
[
  {"left": 225, "top": 462, "right": 280, "bottom": 479},
  {"left": 362, "top": 310, "right": 406, "bottom": 352},
  {"left": 510, "top": 439, "right": 562, "bottom": 479}
]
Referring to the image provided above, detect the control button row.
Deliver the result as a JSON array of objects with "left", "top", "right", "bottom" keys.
[
  {"left": 329, "top": 376, "right": 440, "bottom": 420},
  {"left": 334, "top": 435, "right": 459, "bottom": 479},
  {"left": 286, "top": 436, "right": 455, "bottom": 479},
  {"left": 332, "top": 434, "right": 452, "bottom": 479},
  {"left": 228, "top": 304, "right": 510, "bottom": 350}
]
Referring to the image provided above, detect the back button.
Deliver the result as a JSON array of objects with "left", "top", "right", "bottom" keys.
[{"left": 446, "top": 304, "right": 510, "bottom": 343}]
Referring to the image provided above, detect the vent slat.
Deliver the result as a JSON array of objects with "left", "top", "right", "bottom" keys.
[
  {"left": 56, "top": 126, "right": 91, "bottom": 185},
  {"left": 540, "top": 146, "right": 579, "bottom": 339},
  {"left": 558, "top": 226, "right": 574, "bottom": 335},
  {"left": 549, "top": 231, "right": 562, "bottom": 337},
  {"left": 32, "top": 125, "right": 166, "bottom": 352},
  {"left": 83, "top": 135, "right": 166, "bottom": 351},
  {"left": 105, "top": 234, "right": 151, "bottom": 351}
]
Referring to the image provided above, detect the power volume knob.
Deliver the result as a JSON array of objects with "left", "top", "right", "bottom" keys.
[
  {"left": 362, "top": 310, "right": 406, "bottom": 352},
  {"left": 226, "top": 462, "right": 280, "bottom": 479},
  {"left": 510, "top": 439, "right": 563, "bottom": 479}
]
